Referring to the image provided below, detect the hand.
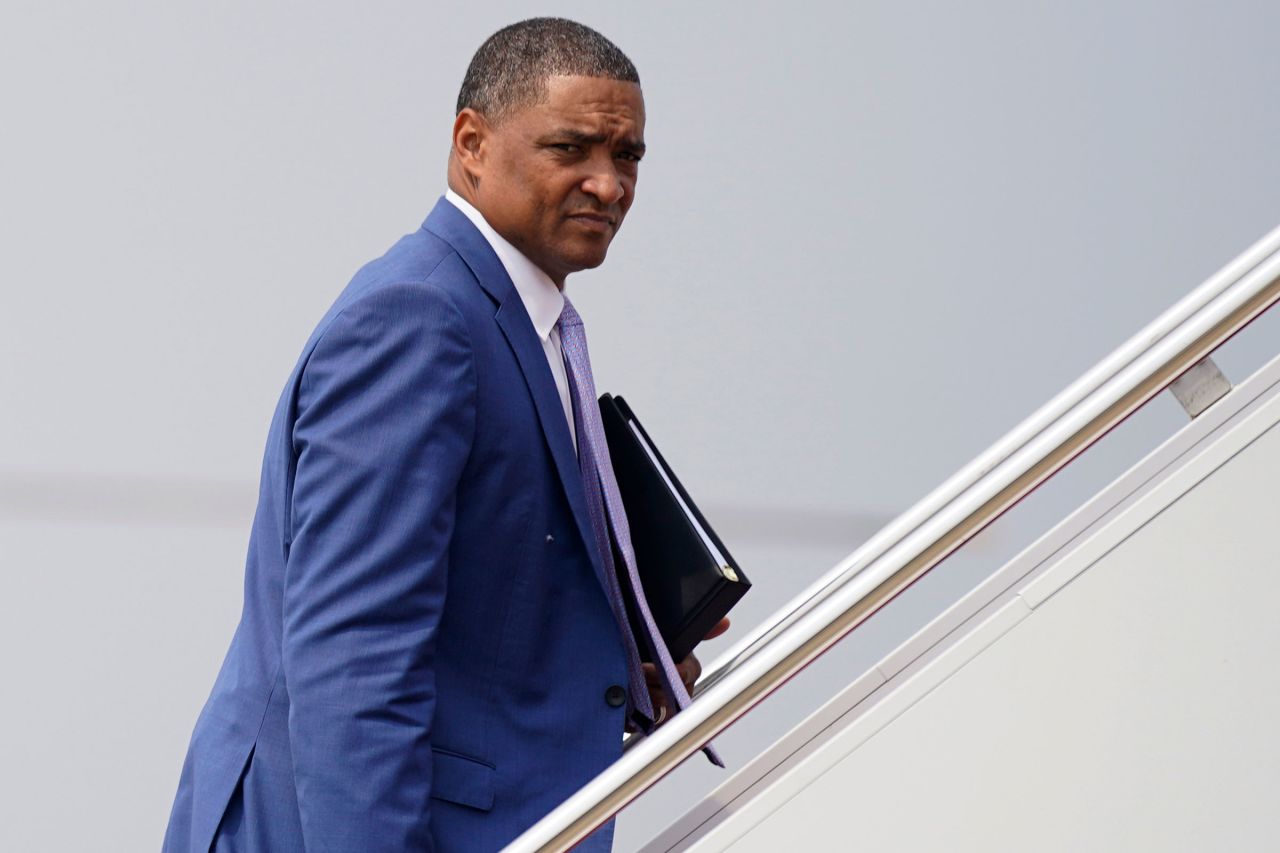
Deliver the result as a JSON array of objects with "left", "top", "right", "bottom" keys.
[{"left": 642, "top": 617, "right": 731, "bottom": 726}]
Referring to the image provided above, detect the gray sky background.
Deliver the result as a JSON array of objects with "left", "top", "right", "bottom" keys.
[{"left": 3, "top": 2, "right": 1280, "bottom": 850}]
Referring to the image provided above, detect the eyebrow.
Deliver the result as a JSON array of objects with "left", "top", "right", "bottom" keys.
[{"left": 547, "top": 128, "right": 646, "bottom": 155}]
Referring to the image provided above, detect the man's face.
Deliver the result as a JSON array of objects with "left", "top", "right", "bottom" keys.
[{"left": 463, "top": 75, "right": 646, "bottom": 286}]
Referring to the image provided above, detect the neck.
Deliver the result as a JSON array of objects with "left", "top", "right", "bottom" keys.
[{"left": 444, "top": 173, "right": 568, "bottom": 290}]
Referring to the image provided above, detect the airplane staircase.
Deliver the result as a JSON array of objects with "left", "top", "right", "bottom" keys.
[{"left": 503, "top": 224, "right": 1280, "bottom": 852}]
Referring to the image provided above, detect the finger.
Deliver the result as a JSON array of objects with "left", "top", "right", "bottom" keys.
[
  {"left": 677, "top": 653, "right": 702, "bottom": 688},
  {"left": 702, "top": 617, "right": 731, "bottom": 641},
  {"left": 642, "top": 662, "right": 661, "bottom": 686},
  {"left": 648, "top": 685, "right": 668, "bottom": 718}
]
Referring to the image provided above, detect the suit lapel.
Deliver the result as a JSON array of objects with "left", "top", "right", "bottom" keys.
[{"left": 422, "top": 199, "right": 609, "bottom": 588}]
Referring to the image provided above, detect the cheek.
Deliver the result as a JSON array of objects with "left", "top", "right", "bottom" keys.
[
  {"left": 528, "top": 176, "right": 568, "bottom": 212},
  {"left": 538, "top": 185, "right": 577, "bottom": 226}
]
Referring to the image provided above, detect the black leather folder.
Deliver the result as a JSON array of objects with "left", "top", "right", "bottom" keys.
[{"left": 598, "top": 393, "right": 750, "bottom": 664}]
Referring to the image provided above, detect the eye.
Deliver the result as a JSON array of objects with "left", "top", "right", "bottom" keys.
[
  {"left": 548, "top": 143, "right": 579, "bottom": 153},
  {"left": 616, "top": 151, "right": 642, "bottom": 163}
]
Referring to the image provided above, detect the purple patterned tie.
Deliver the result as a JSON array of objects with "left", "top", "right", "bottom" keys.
[{"left": 558, "top": 296, "right": 723, "bottom": 767}]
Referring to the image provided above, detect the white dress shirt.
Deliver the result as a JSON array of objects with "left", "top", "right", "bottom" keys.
[{"left": 444, "top": 189, "right": 577, "bottom": 452}]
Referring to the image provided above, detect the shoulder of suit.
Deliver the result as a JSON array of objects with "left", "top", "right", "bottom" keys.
[{"left": 333, "top": 227, "right": 490, "bottom": 311}]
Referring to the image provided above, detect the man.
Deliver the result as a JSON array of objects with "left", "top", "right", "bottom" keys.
[{"left": 163, "top": 17, "right": 724, "bottom": 853}]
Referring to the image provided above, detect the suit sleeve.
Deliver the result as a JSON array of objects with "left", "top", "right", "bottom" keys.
[{"left": 283, "top": 281, "right": 475, "bottom": 852}]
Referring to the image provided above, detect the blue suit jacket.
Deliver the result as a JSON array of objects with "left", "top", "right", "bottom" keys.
[{"left": 163, "top": 199, "right": 631, "bottom": 852}]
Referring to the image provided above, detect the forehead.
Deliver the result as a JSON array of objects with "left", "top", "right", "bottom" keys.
[{"left": 516, "top": 75, "right": 645, "bottom": 136}]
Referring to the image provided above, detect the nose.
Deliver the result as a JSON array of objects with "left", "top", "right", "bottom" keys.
[{"left": 581, "top": 162, "right": 626, "bottom": 207}]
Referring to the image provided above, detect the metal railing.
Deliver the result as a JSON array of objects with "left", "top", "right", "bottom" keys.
[{"left": 503, "top": 223, "right": 1280, "bottom": 852}]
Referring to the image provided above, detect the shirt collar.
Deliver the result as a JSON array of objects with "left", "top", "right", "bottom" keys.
[{"left": 444, "top": 189, "right": 564, "bottom": 341}]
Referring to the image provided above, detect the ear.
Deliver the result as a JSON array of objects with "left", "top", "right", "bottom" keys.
[{"left": 452, "top": 108, "right": 490, "bottom": 183}]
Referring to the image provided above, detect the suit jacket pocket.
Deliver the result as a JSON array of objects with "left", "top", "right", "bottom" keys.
[{"left": 430, "top": 747, "right": 496, "bottom": 812}]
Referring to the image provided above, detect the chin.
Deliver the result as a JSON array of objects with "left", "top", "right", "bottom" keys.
[
  {"left": 559, "top": 247, "right": 610, "bottom": 274},
  {"left": 583, "top": 239, "right": 615, "bottom": 266}
]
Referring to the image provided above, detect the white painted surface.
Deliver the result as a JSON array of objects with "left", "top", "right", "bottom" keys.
[{"left": 660, "top": 374, "right": 1280, "bottom": 851}]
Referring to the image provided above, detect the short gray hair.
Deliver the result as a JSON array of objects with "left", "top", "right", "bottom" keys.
[{"left": 456, "top": 18, "right": 639, "bottom": 121}]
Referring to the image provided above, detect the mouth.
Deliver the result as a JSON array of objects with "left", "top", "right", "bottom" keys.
[{"left": 566, "top": 212, "right": 616, "bottom": 233}]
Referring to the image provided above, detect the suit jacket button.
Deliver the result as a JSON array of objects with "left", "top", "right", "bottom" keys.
[{"left": 604, "top": 684, "right": 627, "bottom": 708}]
